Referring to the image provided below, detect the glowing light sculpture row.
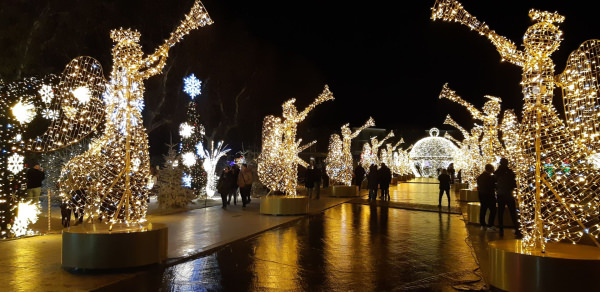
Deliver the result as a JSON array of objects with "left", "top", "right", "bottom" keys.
[
  {"left": 432, "top": 0, "right": 600, "bottom": 250},
  {"left": 326, "top": 117, "right": 375, "bottom": 186},
  {"left": 258, "top": 86, "right": 334, "bottom": 196}
]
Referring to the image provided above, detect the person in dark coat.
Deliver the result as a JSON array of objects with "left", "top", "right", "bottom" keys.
[
  {"left": 494, "top": 158, "right": 522, "bottom": 238},
  {"left": 305, "top": 166, "right": 316, "bottom": 198},
  {"left": 367, "top": 164, "right": 379, "bottom": 201},
  {"left": 378, "top": 163, "right": 392, "bottom": 201},
  {"left": 438, "top": 168, "right": 451, "bottom": 208},
  {"left": 26, "top": 162, "right": 45, "bottom": 203},
  {"left": 477, "top": 164, "right": 497, "bottom": 230},
  {"left": 229, "top": 164, "right": 240, "bottom": 205},
  {"left": 313, "top": 163, "right": 322, "bottom": 199},
  {"left": 354, "top": 164, "right": 366, "bottom": 191},
  {"left": 217, "top": 166, "right": 233, "bottom": 208},
  {"left": 447, "top": 163, "right": 456, "bottom": 183}
]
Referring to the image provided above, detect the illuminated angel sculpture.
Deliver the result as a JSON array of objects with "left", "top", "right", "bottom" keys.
[
  {"left": 439, "top": 83, "right": 504, "bottom": 165},
  {"left": 258, "top": 86, "right": 334, "bottom": 196},
  {"left": 444, "top": 115, "right": 483, "bottom": 188},
  {"left": 326, "top": 117, "right": 375, "bottom": 185},
  {"left": 432, "top": 0, "right": 600, "bottom": 249},
  {"left": 381, "top": 138, "right": 403, "bottom": 169},
  {"left": 47, "top": 0, "right": 214, "bottom": 224},
  {"left": 393, "top": 146, "right": 412, "bottom": 176}
]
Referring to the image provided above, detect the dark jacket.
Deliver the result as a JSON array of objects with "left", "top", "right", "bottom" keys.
[
  {"left": 26, "top": 168, "right": 45, "bottom": 189},
  {"left": 217, "top": 170, "right": 235, "bottom": 195},
  {"left": 354, "top": 165, "right": 366, "bottom": 185},
  {"left": 494, "top": 165, "right": 517, "bottom": 198},
  {"left": 305, "top": 168, "right": 317, "bottom": 188},
  {"left": 367, "top": 165, "right": 379, "bottom": 189},
  {"left": 476, "top": 171, "right": 496, "bottom": 200},
  {"left": 378, "top": 165, "right": 392, "bottom": 187},
  {"left": 438, "top": 173, "right": 451, "bottom": 190}
]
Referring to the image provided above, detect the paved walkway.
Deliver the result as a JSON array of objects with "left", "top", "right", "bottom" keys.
[{"left": 0, "top": 193, "right": 356, "bottom": 291}]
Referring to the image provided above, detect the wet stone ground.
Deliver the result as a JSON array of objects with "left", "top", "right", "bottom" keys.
[{"left": 98, "top": 202, "right": 484, "bottom": 291}]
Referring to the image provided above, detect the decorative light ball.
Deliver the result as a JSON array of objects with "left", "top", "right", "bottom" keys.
[
  {"left": 11, "top": 101, "right": 36, "bottom": 124},
  {"left": 409, "top": 128, "right": 458, "bottom": 177},
  {"left": 71, "top": 86, "right": 92, "bottom": 104},
  {"left": 179, "top": 122, "right": 194, "bottom": 138},
  {"left": 183, "top": 74, "right": 202, "bottom": 99},
  {"left": 181, "top": 151, "right": 197, "bottom": 167}
]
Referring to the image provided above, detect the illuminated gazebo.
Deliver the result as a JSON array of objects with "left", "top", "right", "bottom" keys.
[{"left": 409, "top": 128, "right": 458, "bottom": 177}]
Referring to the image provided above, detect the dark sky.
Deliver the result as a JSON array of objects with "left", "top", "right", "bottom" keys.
[{"left": 2, "top": 0, "right": 599, "bottom": 157}]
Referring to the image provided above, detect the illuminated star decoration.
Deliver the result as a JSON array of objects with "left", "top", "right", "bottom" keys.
[
  {"left": 179, "top": 122, "right": 194, "bottom": 138},
  {"left": 11, "top": 100, "right": 36, "bottom": 124},
  {"left": 39, "top": 84, "right": 54, "bottom": 104},
  {"left": 183, "top": 74, "right": 202, "bottom": 100}
]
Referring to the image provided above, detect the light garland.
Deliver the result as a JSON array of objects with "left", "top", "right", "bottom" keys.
[
  {"left": 409, "top": 128, "right": 458, "bottom": 177},
  {"left": 258, "top": 85, "right": 334, "bottom": 196},
  {"left": 55, "top": 0, "right": 213, "bottom": 225},
  {"left": 326, "top": 117, "right": 375, "bottom": 185},
  {"left": 432, "top": 0, "right": 600, "bottom": 250}
]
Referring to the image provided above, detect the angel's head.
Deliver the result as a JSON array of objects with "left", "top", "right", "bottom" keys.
[
  {"left": 483, "top": 96, "right": 501, "bottom": 117},
  {"left": 110, "top": 29, "right": 143, "bottom": 67},
  {"left": 524, "top": 10, "right": 564, "bottom": 56},
  {"left": 282, "top": 98, "right": 297, "bottom": 120},
  {"left": 341, "top": 123, "right": 351, "bottom": 137}
]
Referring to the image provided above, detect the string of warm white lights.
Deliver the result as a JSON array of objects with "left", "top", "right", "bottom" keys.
[
  {"left": 258, "top": 86, "right": 334, "bottom": 196},
  {"left": 361, "top": 130, "right": 394, "bottom": 171},
  {"left": 432, "top": 0, "right": 600, "bottom": 250},
  {"left": 444, "top": 115, "right": 483, "bottom": 188},
  {"left": 197, "top": 140, "right": 229, "bottom": 198},
  {"left": 326, "top": 117, "right": 375, "bottom": 186},
  {"left": 56, "top": 0, "right": 213, "bottom": 225}
]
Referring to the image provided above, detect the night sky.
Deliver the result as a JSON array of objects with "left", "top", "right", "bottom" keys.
[{"left": 1, "top": 0, "right": 599, "bottom": 158}]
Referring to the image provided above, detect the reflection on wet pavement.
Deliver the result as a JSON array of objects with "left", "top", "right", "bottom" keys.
[
  {"left": 100, "top": 203, "right": 483, "bottom": 291},
  {"left": 390, "top": 178, "right": 461, "bottom": 208}
]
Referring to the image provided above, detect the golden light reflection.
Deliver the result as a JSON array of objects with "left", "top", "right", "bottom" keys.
[{"left": 253, "top": 228, "right": 299, "bottom": 289}]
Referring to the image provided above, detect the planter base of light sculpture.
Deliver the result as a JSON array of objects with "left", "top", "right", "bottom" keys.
[
  {"left": 260, "top": 196, "right": 309, "bottom": 215},
  {"left": 489, "top": 240, "right": 600, "bottom": 292},
  {"left": 467, "top": 202, "right": 513, "bottom": 226},
  {"left": 330, "top": 185, "right": 360, "bottom": 197},
  {"left": 62, "top": 223, "right": 168, "bottom": 270},
  {"left": 391, "top": 177, "right": 398, "bottom": 185},
  {"left": 459, "top": 189, "right": 478, "bottom": 202},
  {"left": 453, "top": 182, "right": 468, "bottom": 191}
]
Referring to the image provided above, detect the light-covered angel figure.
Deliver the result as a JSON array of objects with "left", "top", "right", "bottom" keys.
[
  {"left": 360, "top": 142, "right": 375, "bottom": 171},
  {"left": 444, "top": 115, "right": 483, "bottom": 188},
  {"left": 382, "top": 138, "right": 404, "bottom": 170},
  {"left": 371, "top": 131, "right": 394, "bottom": 166},
  {"left": 327, "top": 117, "right": 375, "bottom": 185},
  {"left": 439, "top": 83, "right": 505, "bottom": 166},
  {"left": 433, "top": 0, "right": 600, "bottom": 249},
  {"left": 56, "top": 0, "right": 213, "bottom": 224},
  {"left": 258, "top": 86, "right": 334, "bottom": 196}
]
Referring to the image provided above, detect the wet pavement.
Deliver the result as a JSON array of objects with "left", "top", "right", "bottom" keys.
[
  {"left": 98, "top": 181, "right": 485, "bottom": 291},
  {"left": 2, "top": 178, "right": 498, "bottom": 291}
]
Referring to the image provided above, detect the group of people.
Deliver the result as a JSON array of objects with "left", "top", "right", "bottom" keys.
[
  {"left": 353, "top": 163, "right": 392, "bottom": 201},
  {"left": 217, "top": 163, "right": 253, "bottom": 208},
  {"left": 438, "top": 158, "right": 521, "bottom": 237},
  {"left": 476, "top": 158, "right": 522, "bottom": 237}
]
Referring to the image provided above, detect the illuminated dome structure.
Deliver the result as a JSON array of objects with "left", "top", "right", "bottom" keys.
[{"left": 409, "top": 128, "right": 458, "bottom": 177}]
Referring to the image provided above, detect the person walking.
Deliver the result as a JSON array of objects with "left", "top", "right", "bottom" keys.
[
  {"left": 229, "top": 164, "right": 240, "bottom": 205},
  {"left": 367, "top": 164, "right": 379, "bottom": 201},
  {"left": 217, "top": 166, "right": 233, "bottom": 208},
  {"left": 305, "top": 165, "right": 316, "bottom": 198},
  {"left": 237, "top": 164, "right": 253, "bottom": 207},
  {"left": 354, "top": 164, "right": 366, "bottom": 191},
  {"left": 494, "top": 158, "right": 522, "bottom": 238},
  {"left": 378, "top": 163, "right": 392, "bottom": 201},
  {"left": 26, "top": 162, "right": 45, "bottom": 204},
  {"left": 477, "top": 164, "right": 497, "bottom": 230},
  {"left": 438, "top": 168, "right": 451, "bottom": 208}
]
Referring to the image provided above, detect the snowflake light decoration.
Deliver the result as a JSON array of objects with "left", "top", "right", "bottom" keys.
[
  {"left": 183, "top": 74, "right": 202, "bottom": 99},
  {"left": 181, "top": 151, "right": 197, "bottom": 167},
  {"left": 182, "top": 173, "right": 192, "bottom": 188},
  {"left": 41, "top": 109, "right": 59, "bottom": 120},
  {"left": 39, "top": 84, "right": 54, "bottom": 104},
  {"left": 179, "top": 122, "right": 194, "bottom": 138},
  {"left": 71, "top": 86, "right": 92, "bottom": 104},
  {"left": 7, "top": 153, "right": 24, "bottom": 174}
]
